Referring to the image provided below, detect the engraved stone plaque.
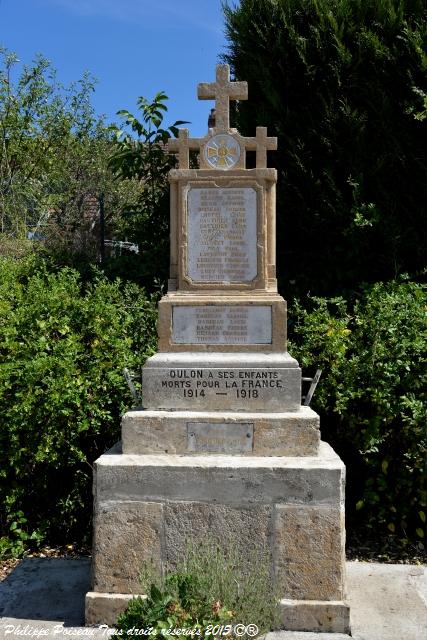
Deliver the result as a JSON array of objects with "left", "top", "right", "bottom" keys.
[
  {"left": 187, "top": 422, "right": 254, "bottom": 453},
  {"left": 187, "top": 186, "right": 257, "bottom": 283},
  {"left": 142, "top": 365, "right": 302, "bottom": 412},
  {"left": 172, "top": 305, "right": 272, "bottom": 344}
]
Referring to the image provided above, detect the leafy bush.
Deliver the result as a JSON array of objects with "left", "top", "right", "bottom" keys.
[
  {"left": 115, "top": 541, "right": 280, "bottom": 638},
  {"left": 0, "top": 255, "right": 158, "bottom": 555},
  {"left": 289, "top": 279, "right": 426, "bottom": 541}
]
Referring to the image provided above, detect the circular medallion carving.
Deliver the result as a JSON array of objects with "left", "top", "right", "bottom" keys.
[{"left": 204, "top": 134, "right": 241, "bottom": 170}]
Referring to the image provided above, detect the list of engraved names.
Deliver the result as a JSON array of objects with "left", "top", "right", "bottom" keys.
[
  {"left": 187, "top": 186, "right": 257, "bottom": 283},
  {"left": 172, "top": 305, "right": 272, "bottom": 345}
]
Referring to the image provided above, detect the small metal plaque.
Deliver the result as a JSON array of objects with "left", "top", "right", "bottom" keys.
[{"left": 187, "top": 422, "right": 254, "bottom": 454}]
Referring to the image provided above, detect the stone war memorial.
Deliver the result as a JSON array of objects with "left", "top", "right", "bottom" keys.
[{"left": 85, "top": 65, "right": 350, "bottom": 634}]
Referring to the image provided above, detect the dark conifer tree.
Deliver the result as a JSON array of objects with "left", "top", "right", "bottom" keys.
[{"left": 223, "top": 0, "right": 427, "bottom": 297}]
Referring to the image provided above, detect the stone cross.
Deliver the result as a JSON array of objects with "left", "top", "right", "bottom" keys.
[
  {"left": 167, "top": 128, "right": 200, "bottom": 170},
  {"left": 244, "top": 127, "right": 278, "bottom": 169},
  {"left": 198, "top": 64, "right": 248, "bottom": 132}
]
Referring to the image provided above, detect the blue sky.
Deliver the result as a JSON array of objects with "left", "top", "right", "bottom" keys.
[{"left": 0, "top": 0, "right": 234, "bottom": 136}]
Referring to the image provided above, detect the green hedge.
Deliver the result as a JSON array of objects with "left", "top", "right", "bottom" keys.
[
  {"left": 289, "top": 279, "right": 426, "bottom": 541},
  {"left": 0, "top": 256, "right": 158, "bottom": 556}
]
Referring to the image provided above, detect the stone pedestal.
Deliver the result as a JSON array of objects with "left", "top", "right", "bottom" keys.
[
  {"left": 86, "top": 64, "right": 350, "bottom": 634},
  {"left": 86, "top": 443, "right": 349, "bottom": 632}
]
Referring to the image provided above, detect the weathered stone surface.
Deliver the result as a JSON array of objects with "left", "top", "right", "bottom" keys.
[
  {"left": 273, "top": 505, "right": 345, "bottom": 600},
  {"left": 163, "top": 502, "right": 272, "bottom": 571},
  {"left": 141, "top": 351, "right": 301, "bottom": 411},
  {"left": 197, "top": 65, "right": 248, "bottom": 134},
  {"left": 85, "top": 592, "right": 140, "bottom": 626},
  {"left": 121, "top": 407, "right": 320, "bottom": 456},
  {"left": 95, "top": 441, "right": 344, "bottom": 507},
  {"left": 253, "top": 409, "right": 320, "bottom": 456},
  {"left": 91, "top": 502, "right": 163, "bottom": 593},
  {"left": 279, "top": 599, "right": 351, "bottom": 634}
]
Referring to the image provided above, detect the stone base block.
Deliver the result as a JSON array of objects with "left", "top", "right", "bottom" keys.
[
  {"left": 86, "top": 442, "right": 348, "bottom": 631},
  {"left": 279, "top": 599, "right": 351, "bottom": 634},
  {"left": 85, "top": 591, "right": 350, "bottom": 634},
  {"left": 86, "top": 595, "right": 351, "bottom": 632},
  {"left": 141, "top": 352, "right": 301, "bottom": 412},
  {"left": 85, "top": 592, "right": 140, "bottom": 626},
  {"left": 122, "top": 406, "right": 319, "bottom": 456}
]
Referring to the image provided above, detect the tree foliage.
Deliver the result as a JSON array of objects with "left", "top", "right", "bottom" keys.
[
  {"left": 223, "top": 0, "right": 427, "bottom": 297},
  {"left": 0, "top": 47, "right": 141, "bottom": 261},
  {"left": 108, "top": 93, "right": 187, "bottom": 288}
]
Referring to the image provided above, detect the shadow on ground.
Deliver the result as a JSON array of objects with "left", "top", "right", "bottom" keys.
[{"left": 0, "top": 557, "right": 91, "bottom": 627}]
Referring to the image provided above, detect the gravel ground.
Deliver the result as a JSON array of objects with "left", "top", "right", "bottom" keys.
[{"left": 346, "top": 532, "right": 426, "bottom": 565}]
